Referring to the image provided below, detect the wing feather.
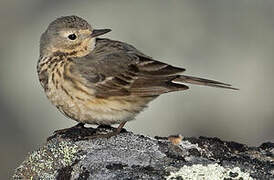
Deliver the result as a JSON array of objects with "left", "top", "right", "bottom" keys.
[
  {"left": 71, "top": 38, "right": 187, "bottom": 97},
  {"left": 71, "top": 38, "right": 236, "bottom": 98}
]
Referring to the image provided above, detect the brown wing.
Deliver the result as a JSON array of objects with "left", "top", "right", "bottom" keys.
[
  {"left": 128, "top": 56, "right": 189, "bottom": 96},
  {"left": 72, "top": 38, "right": 236, "bottom": 98},
  {"left": 72, "top": 46, "right": 188, "bottom": 98}
]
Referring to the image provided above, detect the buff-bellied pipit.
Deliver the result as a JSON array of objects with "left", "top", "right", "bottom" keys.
[{"left": 37, "top": 15, "right": 237, "bottom": 138}]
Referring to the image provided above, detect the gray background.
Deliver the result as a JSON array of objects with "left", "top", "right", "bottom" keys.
[{"left": 1, "top": 0, "right": 274, "bottom": 178}]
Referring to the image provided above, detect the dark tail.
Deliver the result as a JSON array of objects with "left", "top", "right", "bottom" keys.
[{"left": 172, "top": 75, "right": 239, "bottom": 90}]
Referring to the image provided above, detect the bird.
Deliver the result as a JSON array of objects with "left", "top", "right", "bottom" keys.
[{"left": 37, "top": 15, "right": 237, "bottom": 138}]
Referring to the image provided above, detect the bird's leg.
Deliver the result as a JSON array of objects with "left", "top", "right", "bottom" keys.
[
  {"left": 117, "top": 121, "right": 127, "bottom": 132},
  {"left": 112, "top": 121, "right": 127, "bottom": 135},
  {"left": 86, "top": 121, "right": 127, "bottom": 139}
]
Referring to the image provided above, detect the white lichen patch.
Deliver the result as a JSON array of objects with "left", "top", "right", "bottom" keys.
[
  {"left": 166, "top": 164, "right": 253, "bottom": 180},
  {"left": 13, "top": 140, "right": 82, "bottom": 179},
  {"left": 179, "top": 140, "right": 202, "bottom": 151}
]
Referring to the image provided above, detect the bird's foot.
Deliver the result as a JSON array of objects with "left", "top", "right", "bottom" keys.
[
  {"left": 84, "top": 129, "right": 122, "bottom": 139},
  {"left": 84, "top": 122, "right": 127, "bottom": 140}
]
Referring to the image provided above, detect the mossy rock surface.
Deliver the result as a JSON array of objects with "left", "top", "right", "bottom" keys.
[{"left": 13, "top": 126, "right": 274, "bottom": 179}]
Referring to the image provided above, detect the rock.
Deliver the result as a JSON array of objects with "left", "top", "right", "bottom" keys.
[{"left": 13, "top": 126, "right": 274, "bottom": 179}]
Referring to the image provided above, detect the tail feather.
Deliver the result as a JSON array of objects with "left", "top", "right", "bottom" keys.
[{"left": 172, "top": 75, "right": 239, "bottom": 90}]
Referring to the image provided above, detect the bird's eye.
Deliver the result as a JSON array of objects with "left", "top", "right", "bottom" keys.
[{"left": 68, "top": 34, "right": 77, "bottom": 40}]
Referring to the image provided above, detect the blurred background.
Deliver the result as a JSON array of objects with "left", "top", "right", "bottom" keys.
[{"left": 1, "top": 0, "right": 274, "bottom": 178}]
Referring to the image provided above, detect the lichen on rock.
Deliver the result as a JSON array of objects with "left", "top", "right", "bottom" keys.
[
  {"left": 13, "top": 139, "right": 84, "bottom": 179},
  {"left": 166, "top": 164, "right": 253, "bottom": 180}
]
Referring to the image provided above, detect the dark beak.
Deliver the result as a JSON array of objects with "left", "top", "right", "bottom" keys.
[{"left": 91, "top": 29, "right": 111, "bottom": 38}]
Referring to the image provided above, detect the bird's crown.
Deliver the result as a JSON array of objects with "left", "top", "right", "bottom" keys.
[{"left": 47, "top": 15, "right": 92, "bottom": 32}]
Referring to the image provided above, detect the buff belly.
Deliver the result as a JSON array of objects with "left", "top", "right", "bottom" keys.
[{"left": 46, "top": 76, "right": 153, "bottom": 125}]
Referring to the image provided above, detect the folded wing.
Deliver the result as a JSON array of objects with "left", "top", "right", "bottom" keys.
[{"left": 72, "top": 39, "right": 237, "bottom": 98}]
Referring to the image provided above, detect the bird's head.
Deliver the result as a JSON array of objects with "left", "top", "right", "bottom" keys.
[{"left": 40, "top": 15, "right": 111, "bottom": 57}]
